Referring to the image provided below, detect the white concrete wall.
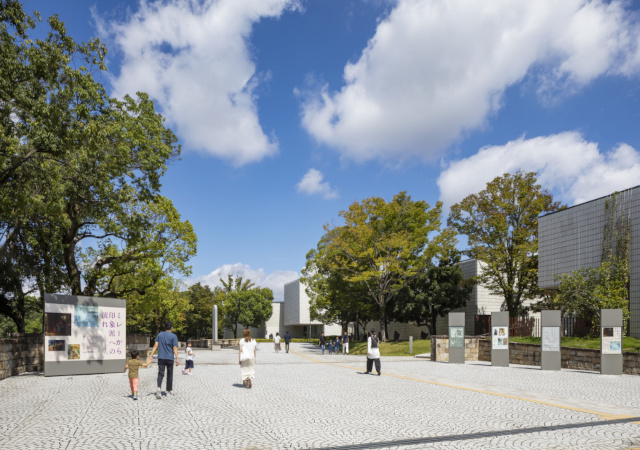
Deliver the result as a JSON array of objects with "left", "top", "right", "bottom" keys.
[
  {"left": 284, "top": 279, "right": 323, "bottom": 326},
  {"left": 259, "top": 302, "right": 285, "bottom": 338}
]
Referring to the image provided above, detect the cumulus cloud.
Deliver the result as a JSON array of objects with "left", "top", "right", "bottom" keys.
[
  {"left": 437, "top": 132, "right": 640, "bottom": 207},
  {"left": 191, "top": 263, "right": 299, "bottom": 302},
  {"left": 100, "top": 0, "right": 301, "bottom": 166},
  {"left": 300, "top": 0, "right": 640, "bottom": 163},
  {"left": 296, "top": 168, "right": 339, "bottom": 199}
]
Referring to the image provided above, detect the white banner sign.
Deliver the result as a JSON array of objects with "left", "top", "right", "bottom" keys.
[{"left": 45, "top": 303, "right": 126, "bottom": 362}]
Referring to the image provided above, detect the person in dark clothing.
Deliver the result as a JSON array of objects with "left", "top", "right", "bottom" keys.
[
  {"left": 150, "top": 321, "right": 179, "bottom": 399},
  {"left": 319, "top": 332, "right": 326, "bottom": 355},
  {"left": 365, "top": 329, "right": 381, "bottom": 375},
  {"left": 284, "top": 331, "right": 291, "bottom": 353}
]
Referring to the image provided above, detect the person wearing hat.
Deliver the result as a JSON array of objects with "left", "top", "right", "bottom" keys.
[{"left": 365, "top": 329, "right": 381, "bottom": 375}]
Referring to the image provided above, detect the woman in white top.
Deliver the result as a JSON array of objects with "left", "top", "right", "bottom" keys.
[
  {"left": 239, "top": 328, "right": 257, "bottom": 388},
  {"left": 366, "top": 329, "right": 381, "bottom": 376},
  {"left": 273, "top": 332, "right": 281, "bottom": 353}
]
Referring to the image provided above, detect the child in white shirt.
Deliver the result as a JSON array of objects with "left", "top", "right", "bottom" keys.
[{"left": 182, "top": 341, "right": 195, "bottom": 375}]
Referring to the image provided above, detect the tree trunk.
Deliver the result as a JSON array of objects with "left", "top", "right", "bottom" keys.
[
  {"left": 430, "top": 309, "right": 438, "bottom": 336},
  {"left": 379, "top": 303, "right": 387, "bottom": 343}
]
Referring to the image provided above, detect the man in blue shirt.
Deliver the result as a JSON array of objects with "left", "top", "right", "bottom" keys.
[{"left": 150, "top": 321, "right": 179, "bottom": 399}]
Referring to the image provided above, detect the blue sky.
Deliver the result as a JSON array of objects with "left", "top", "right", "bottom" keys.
[{"left": 22, "top": 0, "right": 640, "bottom": 301}]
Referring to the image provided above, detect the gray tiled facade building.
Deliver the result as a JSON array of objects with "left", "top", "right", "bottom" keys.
[{"left": 538, "top": 185, "right": 640, "bottom": 337}]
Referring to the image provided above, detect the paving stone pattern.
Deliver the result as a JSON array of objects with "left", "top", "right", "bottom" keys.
[{"left": 1, "top": 343, "right": 640, "bottom": 449}]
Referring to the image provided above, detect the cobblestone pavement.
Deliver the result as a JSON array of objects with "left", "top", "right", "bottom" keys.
[{"left": 1, "top": 342, "right": 640, "bottom": 449}]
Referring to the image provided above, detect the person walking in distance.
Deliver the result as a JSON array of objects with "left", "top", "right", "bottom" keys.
[
  {"left": 319, "top": 332, "right": 326, "bottom": 355},
  {"left": 365, "top": 329, "right": 381, "bottom": 375},
  {"left": 284, "top": 331, "right": 291, "bottom": 353},
  {"left": 342, "top": 331, "right": 349, "bottom": 355},
  {"left": 150, "top": 321, "right": 179, "bottom": 399},
  {"left": 273, "top": 332, "right": 281, "bottom": 353},
  {"left": 239, "top": 328, "right": 257, "bottom": 388}
]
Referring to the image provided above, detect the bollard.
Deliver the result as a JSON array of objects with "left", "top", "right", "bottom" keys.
[{"left": 409, "top": 336, "right": 413, "bottom": 355}]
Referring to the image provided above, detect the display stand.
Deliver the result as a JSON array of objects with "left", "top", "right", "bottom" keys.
[
  {"left": 601, "top": 309, "right": 623, "bottom": 375},
  {"left": 44, "top": 294, "right": 126, "bottom": 377},
  {"left": 541, "top": 310, "right": 561, "bottom": 370},
  {"left": 448, "top": 312, "right": 465, "bottom": 364},
  {"left": 491, "top": 311, "right": 509, "bottom": 367}
]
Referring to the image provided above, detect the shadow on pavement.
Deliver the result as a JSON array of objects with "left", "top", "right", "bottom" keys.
[{"left": 319, "top": 416, "right": 640, "bottom": 449}]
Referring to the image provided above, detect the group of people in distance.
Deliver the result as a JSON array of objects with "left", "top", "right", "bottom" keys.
[
  {"left": 317, "top": 330, "right": 382, "bottom": 376},
  {"left": 123, "top": 322, "right": 383, "bottom": 399},
  {"left": 318, "top": 331, "right": 350, "bottom": 355},
  {"left": 272, "top": 331, "right": 291, "bottom": 353}
]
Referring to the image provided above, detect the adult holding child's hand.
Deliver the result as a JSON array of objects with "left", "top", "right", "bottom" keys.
[{"left": 149, "top": 321, "right": 179, "bottom": 399}]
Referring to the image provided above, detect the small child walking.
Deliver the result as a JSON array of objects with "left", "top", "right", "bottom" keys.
[
  {"left": 328, "top": 340, "right": 334, "bottom": 355},
  {"left": 182, "top": 341, "right": 195, "bottom": 375},
  {"left": 124, "top": 350, "right": 152, "bottom": 400},
  {"left": 335, "top": 336, "right": 341, "bottom": 354}
]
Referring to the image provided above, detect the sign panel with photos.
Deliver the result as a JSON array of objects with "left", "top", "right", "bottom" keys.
[
  {"left": 449, "top": 326, "right": 465, "bottom": 348},
  {"left": 44, "top": 301, "right": 126, "bottom": 363},
  {"left": 492, "top": 326, "right": 509, "bottom": 350},
  {"left": 542, "top": 326, "right": 560, "bottom": 352},
  {"left": 601, "top": 326, "right": 622, "bottom": 355}
]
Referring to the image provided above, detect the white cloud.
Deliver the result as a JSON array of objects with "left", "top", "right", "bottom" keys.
[
  {"left": 191, "top": 263, "right": 299, "bottom": 302},
  {"left": 300, "top": 0, "right": 640, "bottom": 163},
  {"left": 100, "top": 0, "right": 301, "bottom": 166},
  {"left": 437, "top": 132, "right": 640, "bottom": 207},
  {"left": 296, "top": 168, "right": 338, "bottom": 199}
]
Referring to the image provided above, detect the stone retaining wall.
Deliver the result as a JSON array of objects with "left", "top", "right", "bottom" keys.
[
  {"left": 1, "top": 334, "right": 150, "bottom": 380},
  {"left": 433, "top": 336, "right": 640, "bottom": 374},
  {"left": 190, "top": 339, "right": 213, "bottom": 348},
  {"left": 430, "top": 336, "right": 480, "bottom": 362},
  {"left": 0, "top": 335, "right": 44, "bottom": 381},
  {"left": 126, "top": 334, "right": 150, "bottom": 359}
]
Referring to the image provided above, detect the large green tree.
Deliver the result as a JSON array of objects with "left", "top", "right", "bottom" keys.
[
  {"left": 393, "top": 252, "right": 473, "bottom": 336},
  {"left": 448, "top": 171, "right": 562, "bottom": 317},
  {"left": 0, "top": 3, "right": 197, "bottom": 332},
  {"left": 302, "top": 229, "right": 376, "bottom": 338},
  {"left": 216, "top": 275, "right": 273, "bottom": 338},
  {"left": 183, "top": 282, "right": 218, "bottom": 339},
  {"left": 316, "top": 192, "right": 451, "bottom": 341}
]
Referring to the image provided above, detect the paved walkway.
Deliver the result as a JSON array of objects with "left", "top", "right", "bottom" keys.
[{"left": 1, "top": 342, "right": 640, "bottom": 449}]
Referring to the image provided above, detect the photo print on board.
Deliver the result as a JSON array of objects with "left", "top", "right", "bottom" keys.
[
  {"left": 44, "top": 313, "right": 72, "bottom": 336},
  {"left": 74, "top": 305, "right": 99, "bottom": 327},
  {"left": 48, "top": 340, "right": 65, "bottom": 351},
  {"left": 68, "top": 344, "right": 80, "bottom": 360}
]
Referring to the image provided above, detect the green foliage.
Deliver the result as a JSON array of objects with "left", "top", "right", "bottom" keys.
[
  {"left": 448, "top": 171, "right": 562, "bottom": 317},
  {"left": 0, "top": 295, "right": 41, "bottom": 337},
  {"left": 305, "top": 191, "right": 455, "bottom": 341},
  {"left": 347, "top": 339, "right": 431, "bottom": 356},
  {"left": 215, "top": 275, "right": 273, "bottom": 337},
  {"left": 302, "top": 229, "right": 376, "bottom": 335},
  {"left": 183, "top": 282, "right": 218, "bottom": 339},
  {"left": 0, "top": 3, "right": 196, "bottom": 332},
  {"left": 125, "top": 277, "right": 191, "bottom": 337},
  {"left": 553, "top": 262, "right": 630, "bottom": 336},
  {"left": 394, "top": 252, "right": 473, "bottom": 335}
]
